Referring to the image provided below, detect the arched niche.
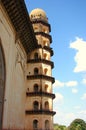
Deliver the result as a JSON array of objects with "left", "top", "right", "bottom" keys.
[{"left": 45, "top": 120, "right": 50, "bottom": 129}]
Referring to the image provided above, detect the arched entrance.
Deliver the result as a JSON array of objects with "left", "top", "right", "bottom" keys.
[{"left": 0, "top": 41, "right": 5, "bottom": 129}]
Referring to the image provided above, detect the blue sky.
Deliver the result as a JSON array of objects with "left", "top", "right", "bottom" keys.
[{"left": 25, "top": 0, "right": 86, "bottom": 126}]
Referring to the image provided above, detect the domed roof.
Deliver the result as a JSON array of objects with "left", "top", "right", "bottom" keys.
[{"left": 30, "top": 8, "right": 48, "bottom": 22}]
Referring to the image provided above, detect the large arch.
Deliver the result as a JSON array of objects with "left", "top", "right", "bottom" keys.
[{"left": 0, "top": 39, "right": 5, "bottom": 129}]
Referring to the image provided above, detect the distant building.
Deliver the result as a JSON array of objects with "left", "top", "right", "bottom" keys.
[{"left": 0, "top": 1, "right": 55, "bottom": 130}]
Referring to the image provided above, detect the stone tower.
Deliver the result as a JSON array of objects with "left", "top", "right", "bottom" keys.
[{"left": 25, "top": 8, "right": 56, "bottom": 130}]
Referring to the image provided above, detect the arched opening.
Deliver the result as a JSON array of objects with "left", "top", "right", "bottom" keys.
[
  {"left": 33, "top": 101, "right": 39, "bottom": 110},
  {"left": 34, "top": 68, "right": 39, "bottom": 75},
  {"left": 33, "top": 119, "right": 38, "bottom": 129},
  {"left": 43, "top": 53, "right": 47, "bottom": 59},
  {"left": 45, "top": 120, "right": 49, "bottom": 129},
  {"left": 45, "top": 84, "right": 48, "bottom": 92},
  {"left": 45, "top": 101, "right": 49, "bottom": 110},
  {"left": 43, "top": 40, "right": 47, "bottom": 46},
  {"left": 44, "top": 68, "right": 48, "bottom": 75},
  {"left": 42, "top": 28, "right": 48, "bottom": 34},
  {"left": 0, "top": 40, "right": 5, "bottom": 129},
  {"left": 34, "top": 84, "right": 39, "bottom": 92},
  {"left": 34, "top": 52, "right": 38, "bottom": 59}
]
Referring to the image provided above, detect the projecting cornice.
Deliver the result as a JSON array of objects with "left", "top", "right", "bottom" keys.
[
  {"left": 27, "top": 59, "right": 54, "bottom": 69},
  {"left": 36, "top": 45, "right": 54, "bottom": 56},
  {"left": 27, "top": 74, "right": 55, "bottom": 83},
  {"left": 31, "top": 19, "right": 51, "bottom": 32},
  {"left": 1, "top": 0, "right": 38, "bottom": 54},
  {"left": 25, "top": 110, "right": 56, "bottom": 116},
  {"left": 26, "top": 91, "right": 55, "bottom": 99},
  {"left": 35, "top": 32, "right": 52, "bottom": 43}
]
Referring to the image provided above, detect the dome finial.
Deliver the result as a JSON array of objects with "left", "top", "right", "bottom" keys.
[{"left": 30, "top": 8, "right": 48, "bottom": 22}]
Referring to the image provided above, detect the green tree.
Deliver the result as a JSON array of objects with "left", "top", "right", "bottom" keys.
[
  {"left": 54, "top": 124, "right": 67, "bottom": 130},
  {"left": 67, "top": 118, "right": 86, "bottom": 130},
  {"left": 54, "top": 124, "right": 60, "bottom": 130}
]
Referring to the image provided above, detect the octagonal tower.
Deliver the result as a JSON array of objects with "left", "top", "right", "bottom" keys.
[{"left": 25, "top": 8, "right": 56, "bottom": 130}]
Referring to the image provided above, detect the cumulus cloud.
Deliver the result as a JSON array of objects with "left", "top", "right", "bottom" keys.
[
  {"left": 72, "top": 88, "right": 78, "bottom": 94},
  {"left": 53, "top": 80, "right": 64, "bottom": 88},
  {"left": 65, "top": 113, "right": 76, "bottom": 122},
  {"left": 82, "top": 78, "right": 86, "bottom": 85},
  {"left": 81, "top": 93, "right": 86, "bottom": 100},
  {"left": 76, "top": 110, "right": 86, "bottom": 120},
  {"left": 54, "top": 93, "right": 64, "bottom": 105},
  {"left": 53, "top": 80, "right": 78, "bottom": 88},
  {"left": 70, "top": 37, "right": 86, "bottom": 72},
  {"left": 54, "top": 111, "right": 76, "bottom": 126},
  {"left": 74, "top": 106, "right": 81, "bottom": 109},
  {"left": 54, "top": 108, "right": 86, "bottom": 126},
  {"left": 78, "top": 110, "right": 86, "bottom": 115},
  {"left": 65, "top": 81, "right": 78, "bottom": 87}
]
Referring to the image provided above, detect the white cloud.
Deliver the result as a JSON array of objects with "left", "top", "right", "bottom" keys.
[
  {"left": 65, "top": 113, "right": 76, "bottom": 122},
  {"left": 54, "top": 109, "right": 86, "bottom": 126},
  {"left": 65, "top": 81, "right": 78, "bottom": 87},
  {"left": 74, "top": 106, "right": 81, "bottom": 109},
  {"left": 54, "top": 111, "right": 76, "bottom": 126},
  {"left": 81, "top": 93, "right": 86, "bottom": 100},
  {"left": 70, "top": 37, "right": 86, "bottom": 72},
  {"left": 54, "top": 93, "right": 64, "bottom": 105},
  {"left": 82, "top": 78, "right": 86, "bottom": 85},
  {"left": 72, "top": 88, "right": 78, "bottom": 94},
  {"left": 77, "top": 110, "right": 86, "bottom": 120},
  {"left": 53, "top": 80, "right": 78, "bottom": 88},
  {"left": 78, "top": 110, "right": 86, "bottom": 115},
  {"left": 53, "top": 80, "right": 64, "bottom": 88}
]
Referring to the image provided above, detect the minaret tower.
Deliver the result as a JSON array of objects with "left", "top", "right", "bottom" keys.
[{"left": 25, "top": 8, "right": 56, "bottom": 130}]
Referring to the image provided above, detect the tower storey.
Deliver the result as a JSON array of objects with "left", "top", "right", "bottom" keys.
[{"left": 25, "top": 8, "right": 56, "bottom": 130}]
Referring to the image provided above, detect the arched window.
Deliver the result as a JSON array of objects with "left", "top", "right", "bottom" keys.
[
  {"left": 43, "top": 40, "right": 47, "bottom": 46},
  {"left": 34, "top": 84, "right": 39, "bottom": 92},
  {"left": 0, "top": 40, "right": 5, "bottom": 129},
  {"left": 42, "top": 28, "right": 48, "bottom": 34},
  {"left": 44, "top": 68, "right": 48, "bottom": 75},
  {"left": 45, "top": 84, "right": 48, "bottom": 92},
  {"left": 33, "top": 101, "right": 39, "bottom": 110},
  {"left": 45, "top": 120, "right": 49, "bottom": 129},
  {"left": 45, "top": 101, "right": 49, "bottom": 110},
  {"left": 34, "top": 52, "right": 38, "bottom": 59},
  {"left": 43, "top": 53, "right": 47, "bottom": 59},
  {"left": 34, "top": 68, "right": 39, "bottom": 75},
  {"left": 33, "top": 119, "right": 38, "bottom": 129}
]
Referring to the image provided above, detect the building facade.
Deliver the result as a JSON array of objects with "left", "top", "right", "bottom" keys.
[{"left": 0, "top": 1, "right": 55, "bottom": 130}]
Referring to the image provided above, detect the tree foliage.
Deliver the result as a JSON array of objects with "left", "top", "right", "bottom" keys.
[
  {"left": 67, "top": 118, "right": 86, "bottom": 130},
  {"left": 54, "top": 124, "right": 67, "bottom": 130},
  {"left": 54, "top": 118, "right": 86, "bottom": 130}
]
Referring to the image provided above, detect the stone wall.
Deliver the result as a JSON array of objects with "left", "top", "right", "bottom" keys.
[{"left": 0, "top": 4, "right": 27, "bottom": 130}]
